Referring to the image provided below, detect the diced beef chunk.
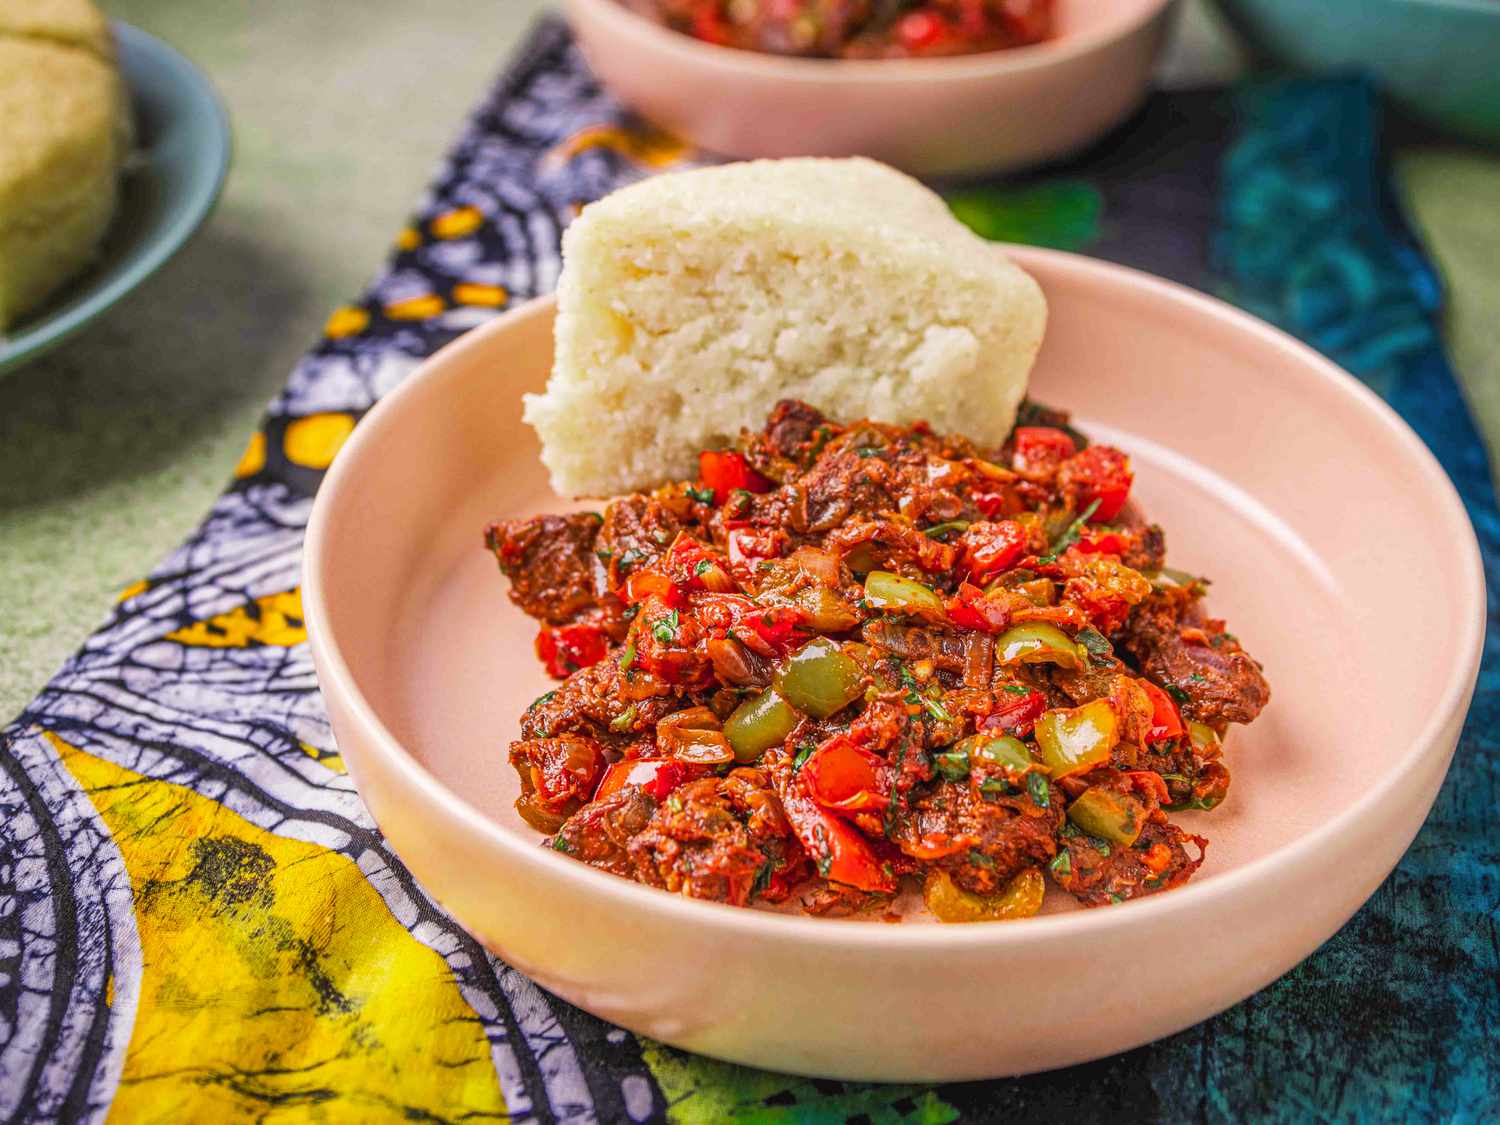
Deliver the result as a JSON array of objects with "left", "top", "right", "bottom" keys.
[
  {"left": 1051, "top": 819, "right": 1206, "bottom": 907},
  {"left": 484, "top": 513, "right": 603, "bottom": 624},
  {"left": 626, "top": 770, "right": 806, "bottom": 905},
  {"left": 1116, "top": 589, "right": 1269, "bottom": 725}
]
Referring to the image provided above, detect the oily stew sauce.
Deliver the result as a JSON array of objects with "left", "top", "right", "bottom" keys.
[{"left": 486, "top": 401, "right": 1269, "bottom": 921}]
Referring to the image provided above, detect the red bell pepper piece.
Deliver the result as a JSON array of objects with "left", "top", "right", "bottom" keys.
[
  {"left": 944, "top": 582, "right": 1011, "bottom": 633},
  {"left": 1011, "top": 426, "right": 1077, "bottom": 476},
  {"left": 980, "top": 686, "right": 1047, "bottom": 737},
  {"left": 663, "top": 533, "right": 737, "bottom": 593},
  {"left": 1140, "top": 679, "right": 1185, "bottom": 743},
  {"left": 781, "top": 786, "right": 896, "bottom": 894},
  {"left": 621, "top": 569, "right": 683, "bottom": 608},
  {"left": 957, "top": 520, "right": 1028, "bottom": 583},
  {"left": 534, "top": 623, "right": 609, "bottom": 680},
  {"left": 1076, "top": 530, "right": 1132, "bottom": 556},
  {"left": 1059, "top": 445, "right": 1134, "bottom": 523},
  {"left": 726, "top": 526, "right": 784, "bottom": 572},
  {"left": 593, "top": 758, "right": 688, "bottom": 803},
  {"left": 801, "top": 736, "right": 888, "bottom": 812},
  {"left": 698, "top": 450, "right": 771, "bottom": 506}
]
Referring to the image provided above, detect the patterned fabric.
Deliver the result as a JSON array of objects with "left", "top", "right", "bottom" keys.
[{"left": 3, "top": 19, "right": 1496, "bottom": 1123}]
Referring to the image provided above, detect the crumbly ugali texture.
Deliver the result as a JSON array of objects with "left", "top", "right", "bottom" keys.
[
  {"left": 0, "top": 1, "right": 129, "bottom": 332},
  {"left": 524, "top": 157, "right": 1046, "bottom": 498}
]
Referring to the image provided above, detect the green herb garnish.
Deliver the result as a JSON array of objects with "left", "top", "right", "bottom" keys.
[
  {"left": 1076, "top": 627, "right": 1112, "bottom": 657},
  {"left": 617, "top": 640, "right": 636, "bottom": 672},
  {"left": 1027, "top": 772, "right": 1050, "bottom": 809},
  {"left": 923, "top": 520, "right": 971, "bottom": 540},
  {"left": 968, "top": 849, "right": 995, "bottom": 869},
  {"left": 652, "top": 609, "right": 680, "bottom": 645},
  {"left": 609, "top": 704, "right": 638, "bottom": 732},
  {"left": 686, "top": 484, "right": 715, "bottom": 505},
  {"left": 1049, "top": 850, "right": 1072, "bottom": 877},
  {"left": 1049, "top": 498, "right": 1102, "bottom": 555}
]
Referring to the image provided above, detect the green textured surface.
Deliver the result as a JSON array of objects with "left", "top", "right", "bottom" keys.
[
  {"left": 0, "top": 0, "right": 1497, "bottom": 725},
  {"left": 0, "top": 24, "right": 229, "bottom": 376},
  {"left": 0, "top": 0, "right": 550, "bottom": 717}
]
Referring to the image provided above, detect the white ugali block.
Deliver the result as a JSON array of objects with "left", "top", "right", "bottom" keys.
[{"left": 524, "top": 157, "right": 1046, "bottom": 498}]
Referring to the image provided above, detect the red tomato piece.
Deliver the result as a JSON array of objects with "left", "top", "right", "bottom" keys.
[
  {"left": 1059, "top": 445, "right": 1134, "bottom": 523},
  {"left": 594, "top": 758, "right": 688, "bottom": 803},
  {"left": 534, "top": 623, "right": 609, "bottom": 680},
  {"left": 663, "top": 533, "right": 737, "bottom": 593},
  {"left": 781, "top": 786, "right": 896, "bottom": 894},
  {"left": 1140, "top": 680, "right": 1185, "bottom": 743},
  {"left": 980, "top": 687, "right": 1048, "bottom": 737},
  {"left": 1076, "top": 530, "right": 1132, "bottom": 556},
  {"left": 801, "top": 736, "right": 888, "bottom": 812},
  {"left": 726, "top": 526, "right": 785, "bottom": 572},
  {"left": 971, "top": 489, "right": 1012, "bottom": 519},
  {"left": 957, "top": 520, "right": 1028, "bottom": 583},
  {"left": 698, "top": 450, "right": 772, "bottom": 506},
  {"left": 895, "top": 9, "right": 947, "bottom": 49},
  {"left": 1011, "top": 426, "right": 1077, "bottom": 477},
  {"left": 621, "top": 569, "right": 683, "bottom": 608},
  {"left": 944, "top": 582, "right": 1011, "bottom": 633},
  {"left": 744, "top": 605, "right": 804, "bottom": 655}
]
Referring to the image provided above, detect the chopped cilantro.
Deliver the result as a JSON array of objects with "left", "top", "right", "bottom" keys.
[
  {"left": 968, "top": 849, "right": 995, "bottom": 869},
  {"left": 749, "top": 860, "right": 774, "bottom": 901},
  {"left": 1188, "top": 672, "right": 1208, "bottom": 684},
  {"left": 921, "top": 695, "right": 955, "bottom": 724},
  {"left": 694, "top": 559, "right": 712, "bottom": 577},
  {"left": 652, "top": 609, "right": 680, "bottom": 645},
  {"left": 686, "top": 484, "right": 715, "bottom": 505},
  {"left": 1049, "top": 850, "right": 1072, "bottom": 877},
  {"left": 813, "top": 824, "right": 832, "bottom": 876},
  {"left": 979, "top": 777, "right": 1014, "bottom": 798},
  {"left": 1076, "top": 627, "right": 1112, "bottom": 657},
  {"left": 1109, "top": 892, "right": 1126, "bottom": 904},
  {"left": 1027, "top": 772, "right": 1050, "bottom": 809},
  {"left": 1165, "top": 684, "right": 1191, "bottom": 704},
  {"left": 1049, "top": 498, "right": 1102, "bottom": 555},
  {"left": 923, "top": 520, "right": 971, "bottom": 540},
  {"left": 551, "top": 835, "right": 575, "bottom": 855}
]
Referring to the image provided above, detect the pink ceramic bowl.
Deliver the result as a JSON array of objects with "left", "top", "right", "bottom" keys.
[
  {"left": 303, "top": 247, "right": 1483, "bottom": 1081},
  {"left": 560, "top": 0, "right": 1179, "bottom": 176}
]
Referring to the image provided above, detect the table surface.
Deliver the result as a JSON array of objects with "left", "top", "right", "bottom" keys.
[{"left": 1, "top": 0, "right": 1496, "bottom": 719}]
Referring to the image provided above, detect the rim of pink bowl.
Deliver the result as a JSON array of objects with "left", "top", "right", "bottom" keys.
[
  {"left": 302, "top": 245, "right": 1485, "bottom": 951},
  {"left": 561, "top": 0, "right": 1178, "bottom": 83}
]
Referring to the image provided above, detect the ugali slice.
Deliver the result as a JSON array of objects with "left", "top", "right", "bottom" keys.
[{"left": 524, "top": 157, "right": 1046, "bottom": 498}]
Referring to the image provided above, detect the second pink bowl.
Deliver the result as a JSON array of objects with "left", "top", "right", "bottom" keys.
[{"left": 561, "top": 0, "right": 1179, "bottom": 177}]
